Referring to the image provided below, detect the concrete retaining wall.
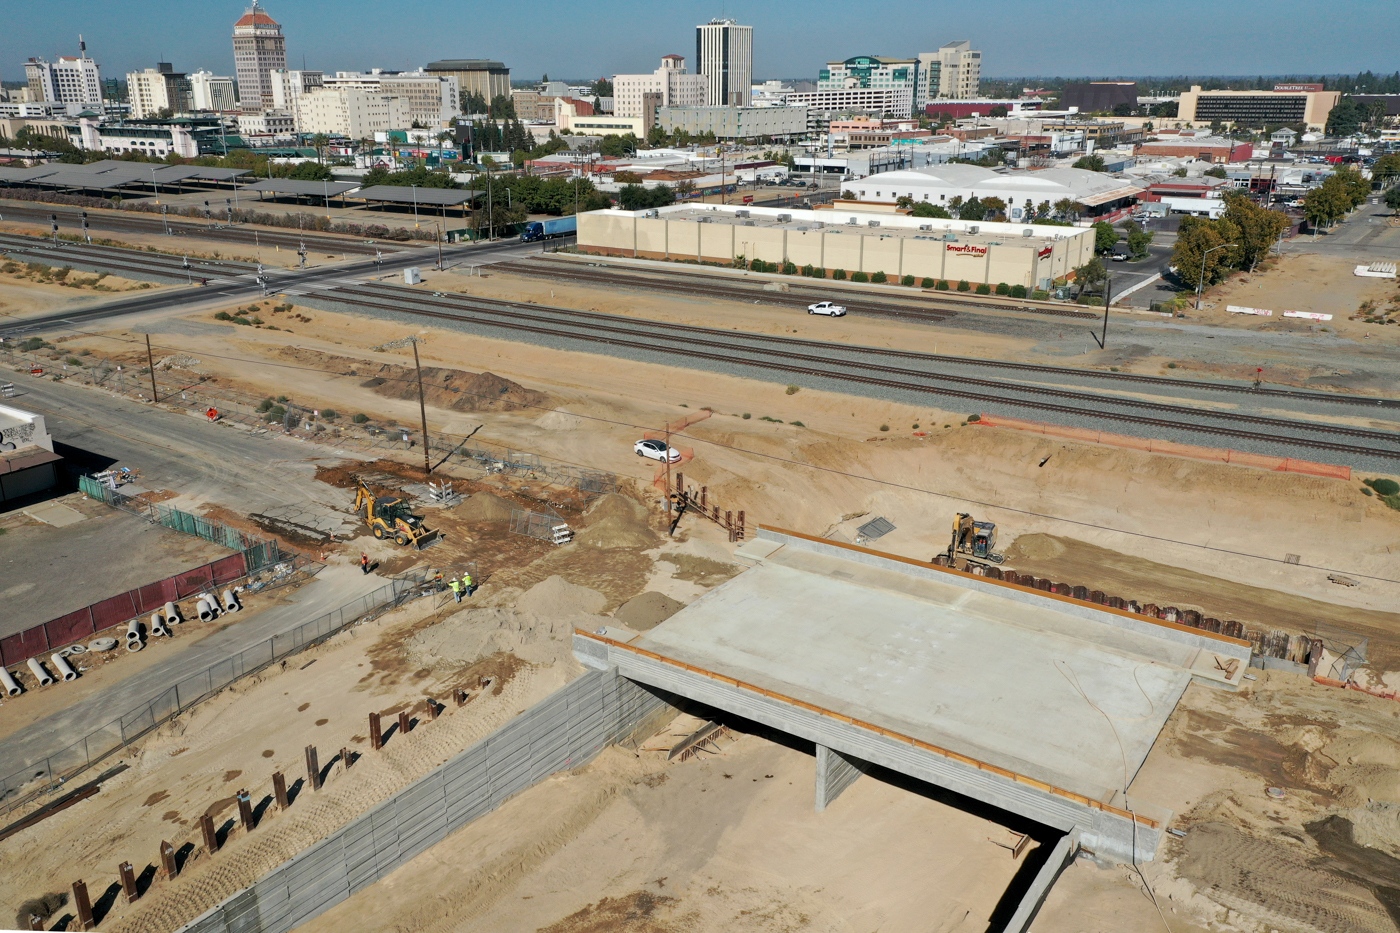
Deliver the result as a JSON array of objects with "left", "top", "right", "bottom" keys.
[{"left": 176, "top": 670, "right": 673, "bottom": 933}]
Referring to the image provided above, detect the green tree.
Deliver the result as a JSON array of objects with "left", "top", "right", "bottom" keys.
[
  {"left": 1172, "top": 167, "right": 1189, "bottom": 177},
  {"left": 910, "top": 202, "right": 951, "bottom": 218},
  {"left": 1326, "top": 97, "right": 1368, "bottom": 136},
  {"left": 989, "top": 105, "right": 1009, "bottom": 117},
  {"left": 957, "top": 195, "right": 985, "bottom": 220},
  {"left": 617, "top": 183, "right": 674, "bottom": 210},
  {"left": 310, "top": 133, "right": 330, "bottom": 164},
  {"left": 1222, "top": 193, "right": 1289, "bottom": 271},
  {"left": 1205, "top": 165, "right": 1228, "bottom": 179},
  {"left": 1385, "top": 187, "right": 1400, "bottom": 213},
  {"left": 1072, "top": 154, "right": 1106, "bottom": 172},
  {"left": 1171, "top": 216, "right": 1240, "bottom": 289},
  {"left": 1073, "top": 257, "right": 1108, "bottom": 297},
  {"left": 1125, "top": 221, "right": 1154, "bottom": 260},
  {"left": 1092, "top": 221, "right": 1118, "bottom": 254},
  {"left": 590, "top": 78, "right": 614, "bottom": 97},
  {"left": 981, "top": 196, "right": 1007, "bottom": 219},
  {"left": 1052, "top": 197, "right": 1078, "bottom": 219},
  {"left": 1372, "top": 153, "right": 1400, "bottom": 185}
]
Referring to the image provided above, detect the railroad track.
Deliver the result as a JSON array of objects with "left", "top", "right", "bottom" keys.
[
  {"left": 0, "top": 201, "right": 416, "bottom": 256},
  {"left": 494, "top": 257, "right": 1099, "bottom": 322},
  {"left": 310, "top": 283, "right": 1400, "bottom": 463},
  {"left": 0, "top": 232, "right": 256, "bottom": 281}
]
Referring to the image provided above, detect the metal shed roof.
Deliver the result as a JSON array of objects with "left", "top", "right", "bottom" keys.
[
  {"left": 240, "top": 178, "right": 360, "bottom": 197},
  {"left": 350, "top": 185, "right": 478, "bottom": 206}
]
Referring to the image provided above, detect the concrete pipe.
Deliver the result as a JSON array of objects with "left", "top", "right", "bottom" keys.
[
  {"left": 196, "top": 598, "right": 218, "bottom": 622},
  {"left": 26, "top": 657, "right": 55, "bottom": 687},
  {"left": 149, "top": 612, "right": 171, "bottom": 638},
  {"left": 0, "top": 666, "right": 21, "bottom": 697},
  {"left": 221, "top": 589, "right": 241, "bottom": 612},
  {"left": 164, "top": 601, "right": 183, "bottom": 624},
  {"left": 126, "top": 617, "right": 143, "bottom": 647},
  {"left": 50, "top": 653, "right": 78, "bottom": 682}
]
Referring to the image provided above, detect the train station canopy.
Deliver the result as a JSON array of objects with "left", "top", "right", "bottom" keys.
[
  {"left": 240, "top": 178, "right": 360, "bottom": 197},
  {"left": 349, "top": 185, "right": 478, "bottom": 206}
]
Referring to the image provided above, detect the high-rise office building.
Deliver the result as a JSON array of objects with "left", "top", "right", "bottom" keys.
[
  {"left": 915, "top": 40, "right": 981, "bottom": 108},
  {"left": 232, "top": 1, "right": 286, "bottom": 111},
  {"left": 613, "top": 55, "right": 707, "bottom": 124},
  {"left": 189, "top": 70, "right": 237, "bottom": 111},
  {"left": 695, "top": 18, "right": 752, "bottom": 108},
  {"left": 127, "top": 63, "right": 194, "bottom": 118},
  {"left": 24, "top": 36, "right": 103, "bottom": 107}
]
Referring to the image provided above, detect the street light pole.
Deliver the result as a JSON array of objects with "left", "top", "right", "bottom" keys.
[
  {"left": 411, "top": 184, "right": 419, "bottom": 228},
  {"left": 1196, "top": 243, "right": 1236, "bottom": 310}
]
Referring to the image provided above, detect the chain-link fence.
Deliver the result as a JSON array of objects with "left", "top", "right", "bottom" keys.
[{"left": 0, "top": 575, "right": 426, "bottom": 816}]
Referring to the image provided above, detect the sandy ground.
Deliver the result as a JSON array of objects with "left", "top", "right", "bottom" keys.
[
  {"left": 0, "top": 264, "right": 167, "bottom": 322},
  {"left": 1202, "top": 253, "right": 1400, "bottom": 341},
  {"left": 1041, "top": 667, "right": 1400, "bottom": 933},
  {"left": 0, "top": 218, "right": 316, "bottom": 269},
  {"left": 296, "top": 723, "right": 1037, "bottom": 933}
]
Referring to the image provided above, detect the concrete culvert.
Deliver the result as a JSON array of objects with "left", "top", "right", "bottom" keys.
[
  {"left": 196, "top": 597, "right": 218, "bottom": 621},
  {"left": 222, "top": 589, "right": 241, "bottom": 612},
  {"left": 50, "top": 653, "right": 78, "bottom": 682},
  {"left": 0, "top": 665, "right": 21, "bottom": 696},
  {"left": 26, "top": 657, "right": 54, "bottom": 687},
  {"left": 149, "top": 612, "right": 171, "bottom": 638},
  {"left": 88, "top": 637, "right": 118, "bottom": 652},
  {"left": 164, "top": 600, "right": 183, "bottom": 623},
  {"left": 126, "top": 618, "right": 144, "bottom": 652}
]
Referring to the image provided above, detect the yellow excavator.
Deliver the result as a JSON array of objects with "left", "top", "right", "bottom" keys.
[
  {"left": 353, "top": 477, "right": 439, "bottom": 549},
  {"left": 946, "top": 512, "right": 1003, "bottom": 565}
]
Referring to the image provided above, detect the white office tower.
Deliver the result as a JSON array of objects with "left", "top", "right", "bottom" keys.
[
  {"left": 613, "top": 56, "right": 708, "bottom": 121},
  {"left": 190, "top": 71, "right": 237, "bottom": 111},
  {"left": 232, "top": 1, "right": 287, "bottom": 111},
  {"left": 695, "top": 18, "right": 753, "bottom": 108},
  {"left": 916, "top": 40, "right": 981, "bottom": 106},
  {"left": 24, "top": 36, "right": 103, "bottom": 107}
]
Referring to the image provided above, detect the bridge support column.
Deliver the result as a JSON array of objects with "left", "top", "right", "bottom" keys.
[{"left": 815, "top": 743, "right": 867, "bottom": 812}]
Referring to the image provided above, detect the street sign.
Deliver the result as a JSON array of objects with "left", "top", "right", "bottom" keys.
[{"left": 742, "top": 195, "right": 753, "bottom": 204}]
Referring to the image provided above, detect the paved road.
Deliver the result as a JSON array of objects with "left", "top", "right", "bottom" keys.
[
  {"left": 0, "top": 564, "right": 391, "bottom": 788},
  {"left": 0, "top": 233, "right": 557, "bottom": 338},
  {"left": 1287, "top": 200, "right": 1400, "bottom": 260}
]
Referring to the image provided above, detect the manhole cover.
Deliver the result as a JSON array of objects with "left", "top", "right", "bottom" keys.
[{"left": 856, "top": 517, "right": 895, "bottom": 540}]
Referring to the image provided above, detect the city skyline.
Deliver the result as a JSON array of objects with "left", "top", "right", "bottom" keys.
[{"left": 2, "top": 0, "right": 1394, "bottom": 87}]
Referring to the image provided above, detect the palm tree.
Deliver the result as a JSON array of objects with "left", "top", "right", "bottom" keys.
[{"left": 310, "top": 133, "right": 330, "bottom": 165}]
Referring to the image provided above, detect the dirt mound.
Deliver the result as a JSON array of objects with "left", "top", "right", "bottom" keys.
[
  {"left": 1004, "top": 534, "right": 1067, "bottom": 562},
  {"left": 277, "top": 347, "right": 545, "bottom": 412},
  {"left": 535, "top": 408, "right": 585, "bottom": 430},
  {"left": 459, "top": 491, "right": 515, "bottom": 523},
  {"left": 584, "top": 493, "right": 650, "bottom": 524},
  {"left": 613, "top": 591, "right": 685, "bottom": 631},
  {"left": 576, "top": 516, "right": 658, "bottom": 550},
  {"left": 516, "top": 575, "right": 608, "bottom": 618}
]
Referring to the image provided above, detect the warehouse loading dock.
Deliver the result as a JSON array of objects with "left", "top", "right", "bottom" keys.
[{"left": 576, "top": 526, "right": 1250, "bottom": 871}]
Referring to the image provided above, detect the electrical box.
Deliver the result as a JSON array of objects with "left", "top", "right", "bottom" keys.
[{"left": 404, "top": 267, "right": 421, "bottom": 285}]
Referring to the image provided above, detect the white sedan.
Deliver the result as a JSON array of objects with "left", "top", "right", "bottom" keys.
[
  {"left": 807, "top": 301, "right": 847, "bottom": 316},
  {"left": 634, "top": 439, "right": 682, "bottom": 463}
]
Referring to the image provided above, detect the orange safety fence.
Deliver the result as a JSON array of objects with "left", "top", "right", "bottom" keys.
[{"left": 972, "top": 414, "right": 1350, "bottom": 480}]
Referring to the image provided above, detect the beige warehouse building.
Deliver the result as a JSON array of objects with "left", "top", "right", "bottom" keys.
[{"left": 578, "top": 204, "right": 1094, "bottom": 289}]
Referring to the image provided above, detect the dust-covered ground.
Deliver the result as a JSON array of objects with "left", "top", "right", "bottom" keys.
[{"left": 296, "top": 719, "right": 1038, "bottom": 933}]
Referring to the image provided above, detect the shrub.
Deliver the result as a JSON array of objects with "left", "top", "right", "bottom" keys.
[
  {"left": 956, "top": 280, "right": 970, "bottom": 291},
  {"left": 833, "top": 268, "right": 847, "bottom": 280},
  {"left": 1010, "top": 284, "right": 1028, "bottom": 298},
  {"left": 935, "top": 279, "right": 950, "bottom": 290},
  {"left": 801, "top": 264, "right": 815, "bottom": 277},
  {"left": 65, "top": 357, "right": 82, "bottom": 366},
  {"left": 276, "top": 395, "right": 289, "bottom": 402},
  {"left": 1030, "top": 288, "right": 1048, "bottom": 300},
  {"left": 1361, "top": 487, "right": 1373, "bottom": 496},
  {"left": 851, "top": 271, "right": 870, "bottom": 283},
  {"left": 321, "top": 409, "right": 338, "bottom": 420},
  {"left": 760, "top": 416, "right": 784, "bottom": 423},
  {"left": 995, "top": 282, "right": 1010, "bottom": 295},
  {"left": 352, "top": 413, "right": 369, "bottom": 423},
  {"left": 20, "top": 337, "right": 47, "bottom": 351},
  {"left": 921, "top": 277, "right": 935, "bottom": 288},
  {"left": 789, "top": 420, "right": 805, "bottom": 427},
  {"left": 1167, "top": 362, "right": 1177, "bottom": 369},
  {"left": 231, "top": 315, "right": 252, "bottom": 326},
  {"left": 257, "top": 398, "right": 274, "bottom": 412},
  {"left": 1365, "top": 478, "right": 1400, "bottom": 496},
  {"left": 266, "top": 405, "right": 287, "bottom": 423},
  {"left": 813, "top": 267, "right": 825, "bottom": 278},
  {"left": 250, "top": 316, "right": 263, "bottom": 325},
  {"left": 871, "top": 271, "right": 887, "bottom": 283},
  {"left": 785, "top": 385, "right": 800, "bottom": 395},
  {"left": 782, "top": 261, "right": 798, "bottom": 276},
  {"left": 901, "top": 274, "right": 916, "bottom": 287},
  {"left": 879, "top": 424, "right": 890, "bottom": 431},
  {"left": 967, "top": 414, "right": 980, "bottom": 422},
  {"left": 742, "top": 413, "right": 751, "bottom": 419},
  {"left": 975, "top": 283, "right": 991, "bottom": 294},
  {"left": 214, "top": 311, "right": 232, "bottom": 320}
]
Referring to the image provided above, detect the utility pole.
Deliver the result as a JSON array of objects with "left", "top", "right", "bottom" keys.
[
  {"left": 145, "top": 335, "right": 158, "bottom": 403},
  {"left": 412, "top": 339, "right": 431, "bottom": 476},
  {"left": 1096, "top": 271, "right": 1113, "bottom": 348}
]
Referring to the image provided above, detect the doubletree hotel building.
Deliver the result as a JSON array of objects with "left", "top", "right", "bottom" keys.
[{"left": 1177, "top": 84, "right": 1340, "bottom": 130}]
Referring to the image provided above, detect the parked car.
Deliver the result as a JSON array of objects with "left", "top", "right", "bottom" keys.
[
  {"left": 807, "top": 301, "right": 847, "bottom": 316},
  {"left": 634, "top": 439, "right": 682, "bottom": 463},
  {"left": 1111, "top": 248, "right": 1129, "bottom": 261}
]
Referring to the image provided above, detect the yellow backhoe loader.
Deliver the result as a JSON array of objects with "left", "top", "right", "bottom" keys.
[
  {"left": 353, "top": 477, "right": 439, "bottom": 549},
  {"left": 946, "top": 512, "right": 1003, "bottom": 565}
]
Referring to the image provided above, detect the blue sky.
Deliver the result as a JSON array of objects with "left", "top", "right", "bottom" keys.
[{"left": 4, "top": 1, "right": 1390, "bottom": 84}]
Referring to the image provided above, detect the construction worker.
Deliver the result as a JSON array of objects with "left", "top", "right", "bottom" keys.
[
  {"left": 462, "top": 570, "right": 474, "bottom": 597},
  {"left": 449, "top": 576, "right": 463, "bottom": 603},
  {"left": 360, "top": 553, "right": 370, "bottom": 575}
]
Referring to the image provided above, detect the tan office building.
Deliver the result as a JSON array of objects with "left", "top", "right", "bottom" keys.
[
  {"left": 424, "top": 60, "right": 510, "bottom": 103},
  {"left": 1177, "top": 84, "right": 1341, "bottom": 130}
]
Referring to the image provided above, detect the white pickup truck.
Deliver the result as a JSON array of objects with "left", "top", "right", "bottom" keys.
[{"left": 807, "top": 301, "right": 847, "bottom": 316}]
